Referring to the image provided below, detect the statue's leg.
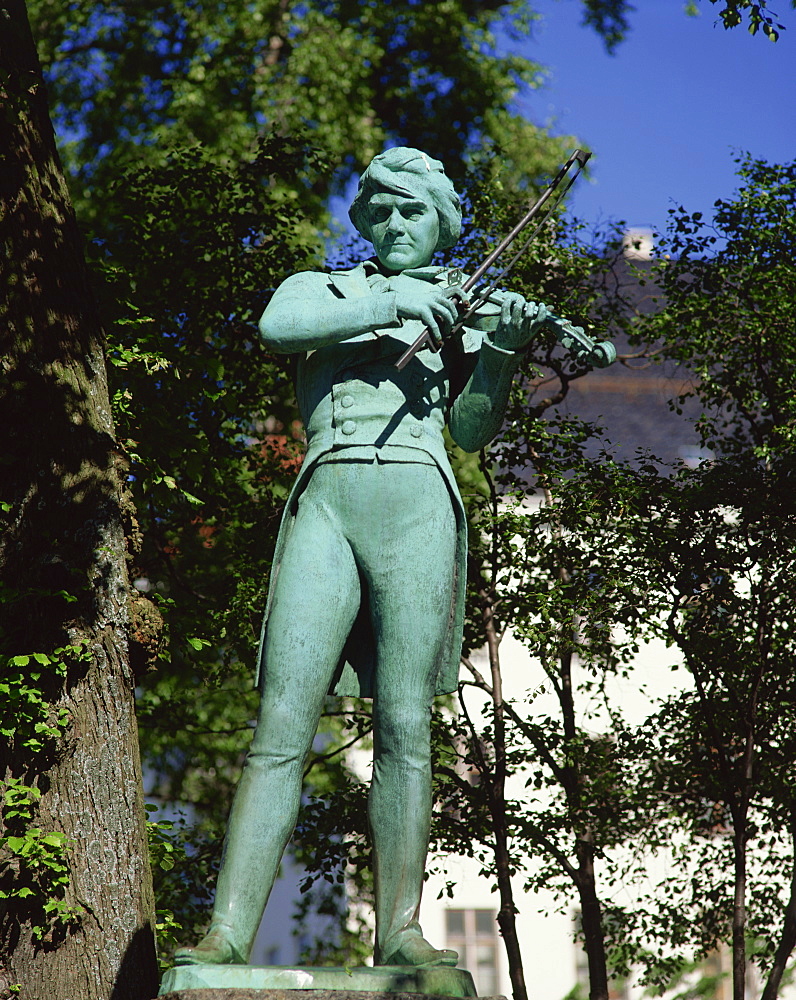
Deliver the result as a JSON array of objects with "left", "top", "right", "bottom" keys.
[
  {"left": 175, "top": 472, "right": 361, "bottom": 965},
  {"left": 352, "top": 462, "right": 458, "bottom": 967}
]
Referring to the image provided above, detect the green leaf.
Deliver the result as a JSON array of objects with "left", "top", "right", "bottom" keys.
[{"left": 40, "top": 833, "right": 67, "bottom": 847}]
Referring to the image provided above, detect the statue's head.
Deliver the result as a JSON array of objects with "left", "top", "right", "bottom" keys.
[{"left": 349, "top": 147, "right": 462, "bottom": 271}]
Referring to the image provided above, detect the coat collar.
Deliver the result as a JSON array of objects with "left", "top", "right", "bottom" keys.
[{"left": 328, "top": 259, "right": 453, "bottom": 299}]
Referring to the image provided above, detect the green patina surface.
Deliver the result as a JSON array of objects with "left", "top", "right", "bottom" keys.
[{"left": 170, "top": 147, "right": 569, "bottom": 982}]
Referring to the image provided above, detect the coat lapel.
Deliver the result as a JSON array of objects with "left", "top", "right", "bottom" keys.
[{"left": 328, "top": 264, "right": 372, "bottom": 299}]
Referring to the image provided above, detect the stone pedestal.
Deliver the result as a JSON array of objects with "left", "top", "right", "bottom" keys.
[
  {"left": 159, "top": 993, "right": 507, "bottom": 1000},
  {"left": 158, "top": 964, "right": 487, "bottom": 999}
]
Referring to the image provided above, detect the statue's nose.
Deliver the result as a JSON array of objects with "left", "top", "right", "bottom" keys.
[{"left": 386, "top": 207, "right": 405, "bottom": 234}]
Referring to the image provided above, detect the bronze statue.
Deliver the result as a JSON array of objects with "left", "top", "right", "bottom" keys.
[{"left": 176, "top": 147, "right": 577, "bottom": 970}]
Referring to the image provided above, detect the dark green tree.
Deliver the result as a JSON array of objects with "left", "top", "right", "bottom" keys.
[
  {"left": 621, "top": 155, "right": 796, "bottom": 1000},
  {"left": 25, "top": 0, "right": 583, "bottom": 227},
  {"left": 426, "top": 229, "right": 656, "bottom": 1000},
  {"left": 482, "top": 154, "right": 796, "bottom": 1000},
  {"left": 27, "top": 0, "right": 788, "bottom": 227},
  {"left": 424, "top": 156, "right": 796, "bottom": 1000},
  {"left": 0, "top": 3, "right": 157, "bottom": 997},
  {"left": 90, "top": 139, "right": 333, "bottom": 959}
]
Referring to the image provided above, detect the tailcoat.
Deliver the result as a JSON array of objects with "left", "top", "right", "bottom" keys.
[{"left": 256, "top": 260, "right": 520, "bottom": 697}]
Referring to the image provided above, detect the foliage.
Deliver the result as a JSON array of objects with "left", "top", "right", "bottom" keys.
[
  {"left": 27, "top": 0, "right": 783, "bottom": 230},
  {"left": 24, "top": 0, "right": 595, "bottom": 226},
  {"left": 0, "top": 781, "right": 76, "bottom": 941},
  {"left": 100, "top": 135, "right": 325, "bottom": 818},
  {"left": 641, "top": 155, "right": 796, "bottom": 465},
  {"left": 146, "top": 808, "right": 219, "bottom": 968},
  {"left": 447, "top": 152, "right": 796, "bottom": 997},
  {"left": 695, "top": 0, "right": 796, "bottom": 41},
  {"left": 527, "top": 443, "right": 796, "bottom": 994},
  {"left": 617, "top": 154, "right": 796, "bottom": 999},
  {"left": 0, "top": 645, "right": 80, "bottom": 751},
  {"left": 0, "top": 639, "right": 94, "bottom": 943}
]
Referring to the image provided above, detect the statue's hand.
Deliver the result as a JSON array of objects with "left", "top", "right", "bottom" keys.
[
  {"left": 491, "top": 294, "right": 551, "bottom": 352},
  {"left": 389, "top": 275, "right": 469, "bottom": 347}
]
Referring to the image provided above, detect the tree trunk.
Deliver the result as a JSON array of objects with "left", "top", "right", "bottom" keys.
[
  {"left": 483, "top": 605, "right": 527, "bottom": 1000},
  {"left": 0, "top": 4, "right": 158, "bottom": 998},
  {"left": 558, "top": 646, "right": 609, "bottom": 1000},
  {"left": 760, "top": 806, "right": 796, "bottom": 1000},
  {"left": 575, "top": 836, "right": 609, "bottom": 1000},
  {"left": 731, "top": 825, "right": 747, "bottom": 1000}
]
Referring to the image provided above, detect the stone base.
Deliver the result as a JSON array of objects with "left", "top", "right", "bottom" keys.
[
  {"left": 159, "top": 994, "right": 508, "bottom": 1000},
  {"left": 158, "top": 964, "right": 481, "bottom": 998}
]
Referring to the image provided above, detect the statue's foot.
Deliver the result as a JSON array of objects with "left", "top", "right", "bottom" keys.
[
  {"left": 174, "top": 927, "right": 246, "bottom": 966},
  {"left": 379, "top": 931, "right": 459, "bottom": 968}
]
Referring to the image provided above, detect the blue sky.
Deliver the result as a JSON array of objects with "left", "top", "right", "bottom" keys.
[{"left": 505, "top": 2, "right": 795, "bottom": 239}]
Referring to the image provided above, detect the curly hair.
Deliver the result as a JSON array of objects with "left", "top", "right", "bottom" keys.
[{"left": 348, "top": 147, "right": 462, "bottom": 252}]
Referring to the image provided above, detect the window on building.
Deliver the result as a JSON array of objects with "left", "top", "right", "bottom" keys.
[{"left": 445, "top": 908, "right": 500, "bottom": 996}]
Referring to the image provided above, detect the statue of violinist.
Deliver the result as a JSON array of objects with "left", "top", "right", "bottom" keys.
[{"left": 175, "top": 146, "right": 607, "bottom": 971}]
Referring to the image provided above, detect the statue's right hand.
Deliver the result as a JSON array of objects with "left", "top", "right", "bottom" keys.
[{"left": 389, "top": 276, "right": 468, "bottom": 347}]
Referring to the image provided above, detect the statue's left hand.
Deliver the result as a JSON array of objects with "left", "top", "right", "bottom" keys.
[{"left": 491, "top": 293, "right": 550, "bottom": 352}]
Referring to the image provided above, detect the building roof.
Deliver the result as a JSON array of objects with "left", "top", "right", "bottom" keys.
[{"left": 552, "top": 253, "right": 706, "bottom": 467}]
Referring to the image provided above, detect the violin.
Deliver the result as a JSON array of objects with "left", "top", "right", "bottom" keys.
[
  {"left": 459, "top": 284, "right": 616, "bottom": 369},
  {"left": 394, "top": 150, "right": 616, "bottom": 372}
]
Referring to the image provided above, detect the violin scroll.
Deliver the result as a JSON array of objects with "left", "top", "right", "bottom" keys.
[{"left": 543, "top": 312, "right": 616, "bottom": 368}]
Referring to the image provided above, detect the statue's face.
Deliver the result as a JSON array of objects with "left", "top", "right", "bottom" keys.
[{"left": 367, "top": 191, "right": 439, "bottom": 272}]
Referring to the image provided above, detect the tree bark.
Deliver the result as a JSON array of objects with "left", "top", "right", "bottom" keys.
[
  {"left": 482, "top": 600, "right": 527, "bottom": 1000},
  {"left": 0, "top": 3, "right": 158, "bottom": 998},
  {"left": 731, "top": 817, "right": 748, "bottom": 1000},
  {"left": 760, "top": 806, "right": 796, "bottom": 1000},
  {"left": 558, "top": 645, "right": 609, "bottom": 1000},
  {"left": 574, "top": 836, "right": 609, "bottom": 1000}
]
